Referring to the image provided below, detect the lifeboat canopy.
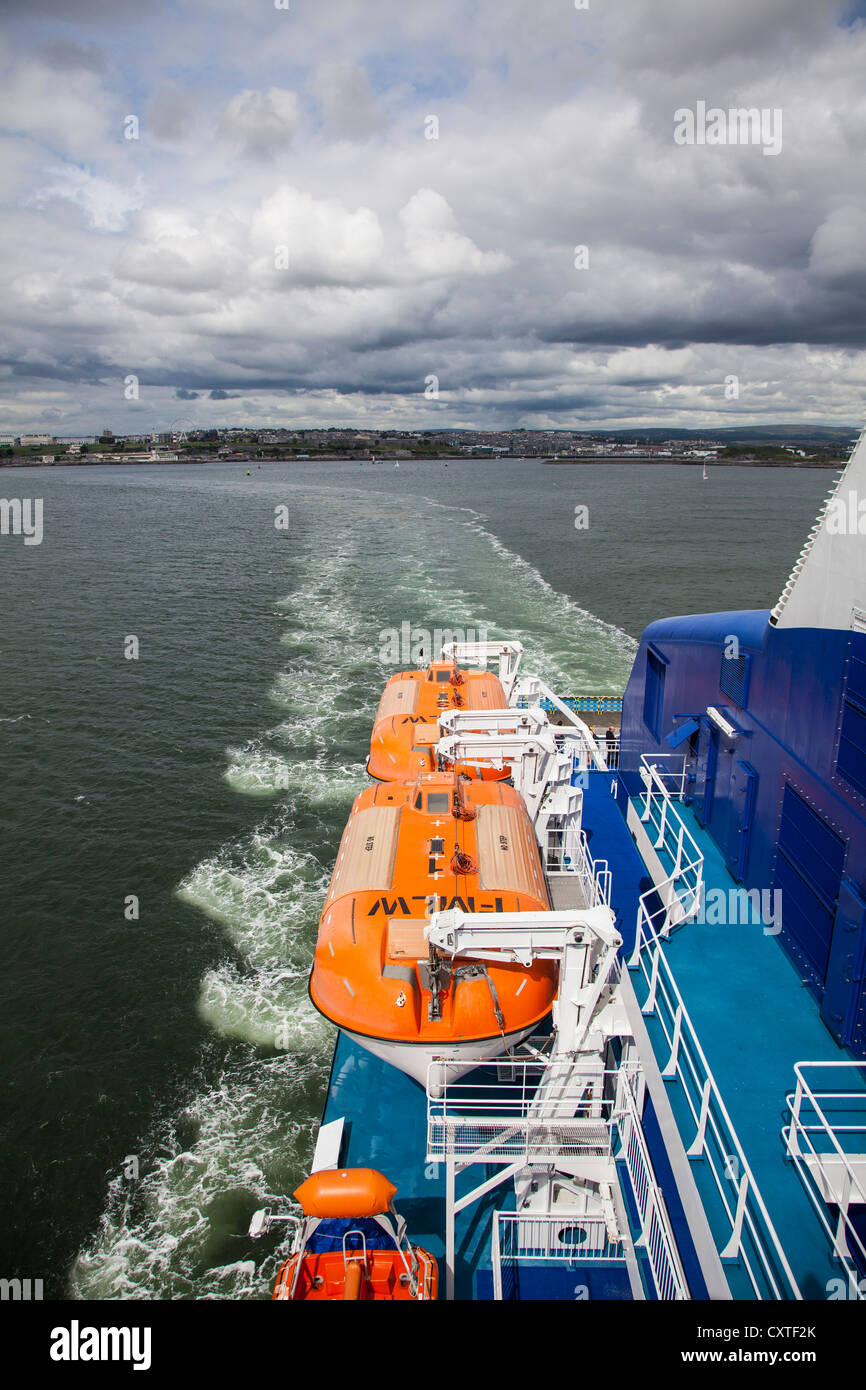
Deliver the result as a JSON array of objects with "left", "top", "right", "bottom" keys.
[{"left": 294, "top": 1168, "right": 397, "bottom": 1218}]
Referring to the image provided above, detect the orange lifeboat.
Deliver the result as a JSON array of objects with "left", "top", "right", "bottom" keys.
[
  {"left": 309, "top": 770, "right": 556, "bottom": 1085},
  {"left": 368, "top": 660, "right": 511, "bottom": 782},
  {"left": 269, "top": 1168, "right": 438, "bottom": 1301}
]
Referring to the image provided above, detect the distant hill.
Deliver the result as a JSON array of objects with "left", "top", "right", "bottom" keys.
[{"left": 583, "top": 426, "right": 859, "bottom": 445}]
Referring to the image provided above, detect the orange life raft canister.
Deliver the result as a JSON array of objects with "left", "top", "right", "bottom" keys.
[{"left": 294, "top": 1168, "right": 397, "bottom": 1218}]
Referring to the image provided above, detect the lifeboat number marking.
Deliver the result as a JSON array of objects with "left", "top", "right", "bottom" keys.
[{"left": 368, "top": 895, "right": 504, "bottom": 916}]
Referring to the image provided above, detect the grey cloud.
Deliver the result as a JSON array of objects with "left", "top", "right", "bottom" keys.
[
  {"left": 3, "top": 0, "right": 161, "bottom": 17},
  {"left": 37, "top": 40, "right": 106, "bottom": 73},
  {"left": 312, "top": 62, "right": 387, "bottom": 139},
  {"left": 146, "top": 86, "right": 196, "bottom": 142},
  {"left": 610, "top": 0, "right": 847, "bottom": 72},
  {"left": 0, "top": 0, "right": 864, "bottom": 434},
  {"left": 219, "top": 88, "right": 303, "bottom": 156}
]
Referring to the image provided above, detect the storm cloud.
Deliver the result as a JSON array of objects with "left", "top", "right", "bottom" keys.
[{"left": 0, "top": 0, "right": 864, "bottom": 434}]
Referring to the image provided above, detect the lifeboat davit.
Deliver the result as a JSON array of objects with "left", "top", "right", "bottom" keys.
[
  {"left": 368, "top": 659, "right": 510, "bottom": 782},
  {"left": 309, "top": 770, "right": 556, "bottom": 1085},
  {"left": 271, "top": 1168, "right": 438, "bottom": 1301}
]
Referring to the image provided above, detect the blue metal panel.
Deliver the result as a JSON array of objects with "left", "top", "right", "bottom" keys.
[
  {"left": 666, "top": 717, "right": 701, "bottom": 749},
  {"left": 643, "top": 647, "right": 667, "bottom": 741},
  {"left": 822, "top": 878, "right": 866, "bottom": 1047},
  {"left": 693, "top": 720, "right": 718, "bottom": 827},
  {"left": 845, "top": 637, "right": 866, "bottom": 704},
  {"left": 775, "top": 785, "right": 846, "bottom": 985},
  {"left": 837, "top": 698, "right": 866, "bottom": 798},
  {"left": 777, "top": 784, "right": 846, "bottom": 908},
  {"left": 774, "top": 855, "right": 835, "bottom": 982},
  {"left": 727, "top": 759, "right": 758, "bottom": 881}
]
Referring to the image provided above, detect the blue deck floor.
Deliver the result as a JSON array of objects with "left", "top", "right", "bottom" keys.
[{"left": 626, "top": 793, "right": 864, "bottom": 1298}]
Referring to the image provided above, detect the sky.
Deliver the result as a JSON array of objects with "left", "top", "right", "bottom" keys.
[{"left": 1, "top": 0, "right": 865, "bottom": 436}]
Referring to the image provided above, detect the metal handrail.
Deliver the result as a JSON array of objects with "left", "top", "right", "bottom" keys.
[
  {"left": 639, "top": 755, "right": 704, "bottom": 873},
  {"left": 496, "top": 1211, "right": 624, "bottom": 1262},
  {"left": 629, "top": 929, "right": 801, "bottom": 1300},
  {"left": 625, "top": 758, "right": 797, "bottom": 1297},
  {"left": 783, "top": 1061, "right": 866, "bottom": 1295},
  {"left": 628, "top": 875, "right": 701, "bottom": 969},
  {"left": 427, "top": 1058, "right": 629, "bottom": 1162},
  {"left": 639, "top": 751, "right": 689, "bottom": 798},
  {"left": 614, "top": 1068, "right": 690, "bottom": 1300},
  {"left": 629, "top": 756, "right": 704, "bottom": 968},
  {"left": 545, "top": 823, "right": 611, "bottom": 907}
]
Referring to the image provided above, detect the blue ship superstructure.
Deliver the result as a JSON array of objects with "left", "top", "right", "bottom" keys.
[
  {"left": 620, "top": 609, "right": 866, "bottom": 1055},
  {"left": 254, "top": 432, "right": 866, "bottom": 1302}
]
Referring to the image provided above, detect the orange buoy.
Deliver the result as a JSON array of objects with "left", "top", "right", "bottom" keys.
[{"left": 294, "top": 1168, "right": 397, "bottom": 1218}]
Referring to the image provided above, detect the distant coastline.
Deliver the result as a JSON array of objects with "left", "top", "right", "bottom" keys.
[
  {"left": 540, "top": 455, "right": 844, "bottom": 468},
  {"left": 0, "top": 453, "right": 845, "bottom": 470}
]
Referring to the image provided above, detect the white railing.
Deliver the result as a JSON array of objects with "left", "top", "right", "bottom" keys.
[
  {"left": 615, "top": 1068, "right": 690, "bottom": 1300},
  {"left": 628, "top": 935, "right": 801, "bottom": 1300},
  {"left": 783, "top": 1061, "right": 866, "bottom": 1297},
  {"left": 601, "top": 735, "right": 620, "bottom": 771},
  {"left": 640, "top": 750, "right": 689, "bottom": 799},
  {"left": 545, "top": 823, "right": 611, "bottom": 906},
  {"left": 512, "top": 675, "right": 607, "bottom": 771},
  {"left": 639, "top": 755, "right": 703, "bottom": 885},
  {"left": 629, "top": 756, "right": 703, "bottom": 967},
  {"left": 427, "top": 1058, "right": 618, "bottom": 1162},
  {"left": 492, "top": 1211, "right": 625, "bottom": 1298},
  {"left": 449, "top": 1056, "right": 691, "bottom": 1300},
  {"left": 629, "top": 876, "right": 701, "bottom": 970}
]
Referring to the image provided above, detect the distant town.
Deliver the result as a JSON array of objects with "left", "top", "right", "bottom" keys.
[{"left": 0, "top": 425, "right": 855, "bottom": 468}]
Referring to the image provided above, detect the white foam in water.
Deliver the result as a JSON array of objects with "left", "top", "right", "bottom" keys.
[
  {"left": 224, "top": 739, "right": 367, "bottom": 800},
  {"left": 223, "top": 742, "right": 291, "bottom": 796},
  {"left": 177, "top": 834, "right": 328, "bottom": 972},
  {"left": 68, "top": 1054, "right": 324, "bottom": 1300},
  {"left": 198, "top": 964, "right": 335, "bottom": 1052}
]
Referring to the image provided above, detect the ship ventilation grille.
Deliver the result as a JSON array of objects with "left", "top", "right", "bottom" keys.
[{"left": 769, "top": 433, "right": 864, "bottom": 627}]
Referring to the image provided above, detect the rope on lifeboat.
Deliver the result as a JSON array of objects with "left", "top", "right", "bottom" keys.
[
  {"left": 483, "top": 969, "right": 506, "bottom": 1032},
  {"left": 450, "top": 843, "right": 477, "bottom": 876},
  {"left": 452, "top": 961, "right": 507, "bottom": 1036},
  {"left": 451, "top": 782, "right": 476, "bottom": 820}
]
